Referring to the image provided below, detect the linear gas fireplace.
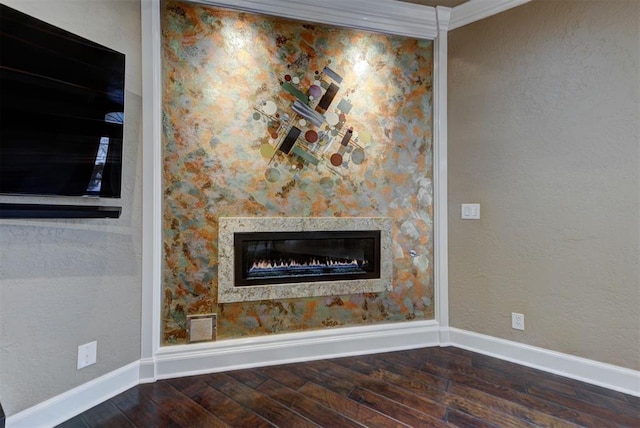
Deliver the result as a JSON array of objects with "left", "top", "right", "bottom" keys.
[
  {"left": 218, "top": 217, "right": 392, "bottom": 303},
  {"left": 235, "top": 230, "right": 381, "bottom": 287}
]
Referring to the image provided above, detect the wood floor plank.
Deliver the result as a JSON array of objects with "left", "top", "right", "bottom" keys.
[
  {"left": 339, "top": 358, "right": 545, "bottom": 427},
  {"left": 526, "top": 376, "right": 578, "bottom": 398},
  {"left": 297, "top": 381, "right": 409, "bottom": 428},
  {"left": 164, "top": 374, "right": 209, "bottom": 392},
  {"left": 78, "top": 401, "right": 135, "bottom": 428},
  {"left": 361, "top": 348, "right": 526, "bottom": 392},
  {"left": 424, "top": 362, "right": 619, "bottom": 427},
  {"left": 285, "top": 359, "right": 355, "bottom": 395},
  {"left": 387, "top": 348, "right": 431, "bottom": 367},
  {"left": 109, "top": 386, "right": 183, "bottom": 428},
  {"left": 350, "top": 376, "right": 449, "bottom": 419},
  {"left": 255, "top": 365, "right": 309, "bottom": 390},
  {"left": 139, "top": 382, "right": 228, "bottom": 428},
  {"left": 527, "top": 384, "right": 640, "bottom": 427},
  {"left": 204, "top": 372, "right": 318, "bottom": 428},
  {"left": 350, "top": 360, "right": 447, "bottom": 399},
  {"left": 447, "top": 382, "right": 580, "bottom": 428},
  {"left": 626, "top": 394, "right": 640, "bottom": 410},
  {"left": 434, "top": 346, "right": 531, "bottom": 385},
  {"left": 351, "top": 351, "right": 451, "bottom": 391},
  {"left": 348, "top": 386, "right": 449, "bottom": 427},
  {"left": 256, "top": 379, "right": 363, "bottom": 428},
  {"left": 226, "top": 367, "right": 269, "bottom": 389},
  {"left": 421, "top": 356, "right": 529, "bottom": 393},
  {"left": 315, "top": 359, "right": 462, "bottom": 425},
  {"left": 55, "top": 415, "right": 90, "bottom": 428},
  {"left": 467, "top": 348, "right": 627, "bottom": 408},
  {"left": 574, "top": 386, "right": 640, "bottom": 415},
  {"left": 176, "top": 378, "right": 273, "bottom": 427},
  {"left": 445, "top": 408, "right": 500, "bottom": 428},
  {"left": 424, "top": 346, "right": 475, "bottom": 369},
  {"left": 362, "top": 370, "right": 537, "bottom": 427},
  {"left": 391, "top": 350, "right": 619, "bottom": 428},
  {"left": 306, "top": 358, "right": 387, "bottom": 391}
]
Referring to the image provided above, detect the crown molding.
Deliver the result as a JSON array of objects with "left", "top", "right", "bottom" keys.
[
  {"left": 436, "top": 5, "right": 452, "bottom": 32},
  {"left": 196, "top": 0, "right": 438, "bottom": 39},
  {"left": 450, "top": 0, "right": 531, "bottom": 31}
]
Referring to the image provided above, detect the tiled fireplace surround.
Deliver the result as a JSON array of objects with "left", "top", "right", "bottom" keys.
[{"left": 218, "top": 217, "right": 393, "bottom": 303}]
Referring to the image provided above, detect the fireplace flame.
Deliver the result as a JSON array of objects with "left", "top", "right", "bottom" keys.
[{"left": 249, "top": 258, "right": 367, "bottom": 272}]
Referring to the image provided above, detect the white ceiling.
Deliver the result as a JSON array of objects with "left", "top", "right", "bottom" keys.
[{"left": 396, "top": 0, "right": 469, "bottom": 7}]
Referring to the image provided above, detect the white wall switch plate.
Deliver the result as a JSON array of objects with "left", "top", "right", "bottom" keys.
[
  {"left": 461, "top": 203, "right": 480, "bottom": 219},
  {"left": 77, "top": 341, "right": 97, "bottom": 370}
]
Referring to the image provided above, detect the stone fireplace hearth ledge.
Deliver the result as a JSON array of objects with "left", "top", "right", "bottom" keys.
[{"left": 218, "top": 217, "right": 393, "bottom": 303}]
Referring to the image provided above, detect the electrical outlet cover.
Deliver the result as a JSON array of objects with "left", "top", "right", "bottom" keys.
[
  {"left": 77, "top": 341, "right": 97, "bottom": 369},
  {"left": 512, "top": 312, "right": 525, "bottom": 330}
]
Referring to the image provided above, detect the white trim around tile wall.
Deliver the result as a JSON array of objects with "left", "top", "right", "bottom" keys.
[
  {"left": 434, "top": 5, "right": 451, "bottom": 344},
  {"left": 140, "top": 0, "right": 448, "bottom": 384},
  {"left": 140, "top": 0, "right": 163, "bottom": 384}
]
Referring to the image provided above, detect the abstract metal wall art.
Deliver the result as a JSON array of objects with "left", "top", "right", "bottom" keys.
[{"left": 253, "top": 64, "right": 367, "bottom": 182}]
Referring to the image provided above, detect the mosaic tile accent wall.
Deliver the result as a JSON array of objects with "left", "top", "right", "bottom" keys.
[{"left": 161, "top": 0, "right": 434, "bottom": 344}]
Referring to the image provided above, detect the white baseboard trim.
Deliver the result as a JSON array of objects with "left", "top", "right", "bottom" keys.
[
  {"left": 449, "top": 327, "right": 640, "bottom": 397},
  {"left": 138, "top": 357, "right": 156, "bottom": 384},
  {"left": 439, "top": 326, "right": 452, "bottom": 346},
  {"left": 153, "top": 320, "right": 441, "bottom": 379},
  {"left": 6, "top": 361, "right": 140, "bottom": 428},
  {"left": 8, "top": 324, "right": 639, "bottom": 427}
]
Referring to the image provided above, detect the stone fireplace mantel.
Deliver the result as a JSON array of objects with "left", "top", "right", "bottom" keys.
[{"left": 218, "top": 217, "right": 393, "bottom": 303}]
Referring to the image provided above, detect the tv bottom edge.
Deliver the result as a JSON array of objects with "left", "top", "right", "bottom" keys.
[{"left": 0, "top": 203, "right": 122, "bottom": 219}]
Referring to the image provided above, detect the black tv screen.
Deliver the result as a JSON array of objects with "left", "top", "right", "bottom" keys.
[{"left": 0, "top": 4, "right": 125, "bottom": 198}]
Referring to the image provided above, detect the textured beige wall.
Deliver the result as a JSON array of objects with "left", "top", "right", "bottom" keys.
[
  {"left": 448, "top": 0, "right": 639, "bottom": 370},
  {"left": 0, "top": 0, "right": 143, "bottom": 416}
]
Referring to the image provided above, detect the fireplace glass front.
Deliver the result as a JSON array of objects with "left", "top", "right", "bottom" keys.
[{"left": 234, "top": 230, "right": 381, "bottom": 287}]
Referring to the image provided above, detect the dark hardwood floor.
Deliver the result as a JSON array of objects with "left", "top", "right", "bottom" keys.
[{"left": 58, "top": 346, "right": 639, "bottom": 427}]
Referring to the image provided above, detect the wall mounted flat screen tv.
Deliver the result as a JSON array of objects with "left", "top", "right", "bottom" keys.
[{"left": 0, "top": 4, "right": 125, "bottom": 198}]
